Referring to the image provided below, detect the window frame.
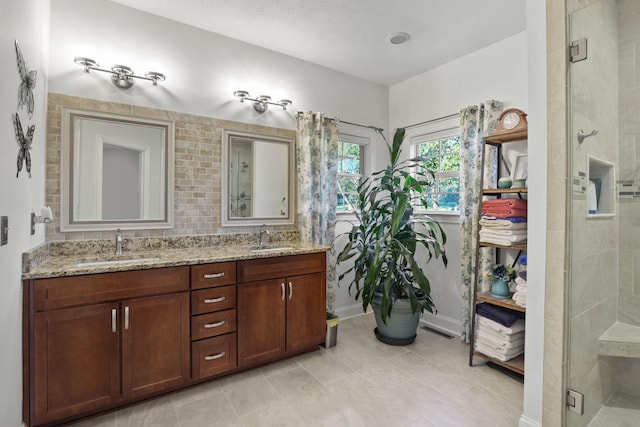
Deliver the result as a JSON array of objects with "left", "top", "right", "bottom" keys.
[
  {"left": 407, "top": 115, "right": 461, "bottom": 216},
  {"left": 336, "top": 126, "right": 374, "bottom": 215}
]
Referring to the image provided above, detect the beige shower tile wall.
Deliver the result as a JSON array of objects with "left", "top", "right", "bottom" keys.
[
  {"left": 618, "top": 0, "right": 640, "bottom": 327},
  {"left": 45, "top": 93, "right": 296, "bottom": 241}
]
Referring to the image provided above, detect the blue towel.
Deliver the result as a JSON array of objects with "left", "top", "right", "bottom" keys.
[{"left": 476, "top": 302, "right": 525, "bottom": 327}]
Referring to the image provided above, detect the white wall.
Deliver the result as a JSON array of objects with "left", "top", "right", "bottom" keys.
[
  {"left": 387, "top": 32, "right": 529, "bottom": 337},
  {"left": 0, "top": 1, "right": 50, "bottom": 426},
  {"left": 48, "top": 0, "right": 388, "bottom": 133}
]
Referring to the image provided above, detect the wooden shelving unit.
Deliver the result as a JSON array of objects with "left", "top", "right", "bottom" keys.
[{"left": 468, "top": 119, "right": 528, "bottom": 378}]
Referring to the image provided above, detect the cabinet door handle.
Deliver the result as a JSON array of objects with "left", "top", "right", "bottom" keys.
[
  {"left": 204, "top": 296, "right": 226, "bottom": 304},
  {"left": 288, "top": 282, "right": 293, "bottom": 300},
  {"left": 124, "top": 306, "right": 130, "bottom": 330},
  {"left": 111, "top": 308, "right": 117, "bottom": 332},
  {"left": 204, "top": 352, "right": 226, "bottom": 361},
  {"left": 203, "top": 272, "right": 225, "bottom": 279},
  {"left": 281, "top": 282, "right": 285, "bottom": 301},
  {"left": 204, "top": 320, "right": 225, "bottom": 329}
]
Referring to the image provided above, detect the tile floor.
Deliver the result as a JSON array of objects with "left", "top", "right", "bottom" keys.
[{"left": 71, "top": 314, "right": 523, "bottom": 427}]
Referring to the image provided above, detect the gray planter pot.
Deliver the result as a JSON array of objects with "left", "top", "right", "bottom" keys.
[{"left": 371, "top": 293, "right": 421, "bottom": 345}]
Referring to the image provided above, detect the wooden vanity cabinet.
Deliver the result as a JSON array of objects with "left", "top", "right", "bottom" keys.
[
  {"left": 190, "top": 262, "right": 238, "bottom": 380},
  {"left": 25, "top": 267, "right": 190, "bottom": 426},
  {"left": 237, "top": 253, "right": 326, "bottom": 367}
]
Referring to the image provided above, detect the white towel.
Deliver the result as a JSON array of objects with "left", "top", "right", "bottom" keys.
[
  {"left": 515, "top": 277, "right": 527, "bottom": 287},
  {"left": 479, "top": 232, "right": 527, "bottom": 246},
  {"left": 515, "top": 284, "right": 527, "bottom": 293},
  {"left": 476, "top": 330, "right": 525, "bottom": 349},
  {"left": 479, "top": 218, "right": 528, "bottom": 230},
  {"left": 474, "top": 341, "right": 524, "bottom": 361},
  {"left": 479, "top": 228, "right": 528, "bottom": 237},
  {"left": 476, "top": 315, "right": 525, "bottom": 335},
  {"left": 476, "top": 323, "right": 525, "bottom": 342}
]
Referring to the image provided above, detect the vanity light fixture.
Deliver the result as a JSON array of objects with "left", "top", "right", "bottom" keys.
[
  {"left": 233, "top": 90, "right": 292, "bottom": 113},
  {"left": 74, "top": 57, "right": 166, "bottom": 89}
]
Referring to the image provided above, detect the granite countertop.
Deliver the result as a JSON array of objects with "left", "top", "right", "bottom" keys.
[{"left": 23, "top": 242, "right": 329, "bottom": 280}]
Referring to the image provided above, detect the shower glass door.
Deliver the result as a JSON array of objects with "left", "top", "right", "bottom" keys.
[{"left": 567, "top": 1, "right": 640, "bottom": 425}]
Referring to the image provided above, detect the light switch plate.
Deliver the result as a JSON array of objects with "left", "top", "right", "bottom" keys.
[{"left": 1, "top": 216, "right": 8, "bottom": 245}]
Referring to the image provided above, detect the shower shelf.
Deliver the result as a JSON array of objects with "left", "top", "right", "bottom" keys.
[{"left": 598, "top": 322, "right": 640, "bottom": 358}]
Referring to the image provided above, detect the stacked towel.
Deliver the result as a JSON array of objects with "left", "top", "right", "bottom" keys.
[
  {"left": 474, "top": 311, "right": 525, "bottom": 362},
  {"left": 512, "top": 274, "right": 527, "bottom": 307},
  {"left": 482, "top": 198, "right": 528, "bottom": 219},
  {"left": 479, "top": 216, "right": 527, "bottom": 245}
]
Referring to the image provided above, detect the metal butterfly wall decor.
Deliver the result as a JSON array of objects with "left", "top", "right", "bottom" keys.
[
  {"left": 13, "top": 113, "right": 34, "bottom": 178},
  {"left": 15, "top": 40, "right": 37, "bottom": 119}
]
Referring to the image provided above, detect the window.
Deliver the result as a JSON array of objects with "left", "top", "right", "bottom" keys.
[
  {"left": 336, "top": 140, "right": 363, "bottom": 213},
  {"left": 409, "top": 118, "right": 461, "bottom": 213}
]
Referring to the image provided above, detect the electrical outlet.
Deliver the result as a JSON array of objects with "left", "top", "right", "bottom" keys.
[{"left": 567, "top": 389, "right": 584, "bottom": 415}]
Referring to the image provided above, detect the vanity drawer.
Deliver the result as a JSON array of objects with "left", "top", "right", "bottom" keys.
[
  {"left": 237, "top": 253, "right": 326, "bottom": 283},
  {"left": 192, "top": 333, "right": 237, "bottom": 380},
  {"left": 191, "top": 262, "right": 236, "bottom": 289},
  {"left": 191, "top": 309, "right": 236, "bottom": 340},
  {"left": 191, "top": 285, "right": 236, "bottom": 315},
  {"left": 33, "top": 266, "right": 190, "bottom": 311}
]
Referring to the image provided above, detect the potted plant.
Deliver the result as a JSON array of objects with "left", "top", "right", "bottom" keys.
[
  {"left": 336, "top": 128, "right": 448, "bottom": 345},
  {"left": 484, "top": 263, "right": 516, "bottom": 299}
]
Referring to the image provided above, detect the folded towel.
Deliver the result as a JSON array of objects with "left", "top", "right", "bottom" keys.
[
  {"left": 475, "top": 340, "right": 525, "bottom": 356},
  {"left": 476, "top": 315, "right": 526, "bottom": 334},
  {"left": 479, "top": 228, "right": 528, "bottom": 237},
  {"left": 515, "top": 277, "right": 527, "bottom": 287},
  {"left": 476, "top": 323, "right": 525, "bottom": 341},
  {"left": 482, "top": 208, "right": 528, "bottom": 218},
  {"left": 479, "top": 233, "right": 527, "bottom": 246},
  {"left": 476, "top": 330, "right": 525, "bottom": 349},
  {"left": 474, "top": 341, "right": 524, "bottom": 361},
  {"left": 476, "top": 303, "right": 524, "bottom": 327},
  {"left": 482, "top": 199, "right": 528, "bottom": 210},
  {"left": 479, "top": 218, "right": 528, "bottom": 230},
  {"left": 482, "top": 215, "right": 527, "bottom": 223}
]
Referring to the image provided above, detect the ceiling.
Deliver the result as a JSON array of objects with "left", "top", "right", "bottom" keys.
[{"left": 110, "top": 0, "right": 526, "bottom": 86}]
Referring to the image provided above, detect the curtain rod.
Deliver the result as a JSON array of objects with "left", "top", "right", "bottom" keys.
[
  {"left": 337, "top": 119, "right": 384, "bottom": 133},
  {"left": 402, "top": 112, "right": 459, "bottom": 130},
  {"left": 295, "top": 111, "right": 383, "bottom": 132}
]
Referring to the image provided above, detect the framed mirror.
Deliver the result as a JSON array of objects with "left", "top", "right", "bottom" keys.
[
  {"left": 222, "top": 129, "right": 294, "bottom": 226},
  {"left": 61, "top": 108, "right": 174, "bottom": 231}
]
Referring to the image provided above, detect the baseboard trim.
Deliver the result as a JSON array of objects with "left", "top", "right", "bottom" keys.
[
  {"left": 334, "top": 304, "right": 366, "bottom": 320},
  {"left": 419, "top": 312, "right": 462, "bottom": 339},
  {"left": 519, "top": 415, "right": 541, "bottom": 427}
]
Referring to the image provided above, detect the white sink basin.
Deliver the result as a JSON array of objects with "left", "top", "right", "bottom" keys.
[
  {"left": 249, "top": 246, "right": 293, "bottom": 253},
  {"left": 76, "top": 257, "right": 160, "bottom": 267}
]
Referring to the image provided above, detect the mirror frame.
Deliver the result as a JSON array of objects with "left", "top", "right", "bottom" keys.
[
  {"left": 60, "top": 107, "right": 175, "bottom": 231},
  {"left": 221, "top": 129, "right": 294, "bottom": 227}
]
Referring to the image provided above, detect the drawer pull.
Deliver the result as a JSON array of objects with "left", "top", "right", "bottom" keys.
[
  {"left": 289, "top": 281, "right": 293, "bottom": 300},
  {"left": 204, "top": 296, "right": 226, "bottom": 304},
  {"left": 204, "top": 320, "right": 226, "bottom": 329},
  {"left": 124, "top": 306, "right": 130, "bottom": 330},
  {"left": 281, "top": 282, "right": 285, "bottom": 301},
  {"left": 204, "top": 352, "right": 226, "bottom": 361},
  {"left": 203, "top": 272, "right": 225, "bottom": 279},
  {"left": 111, "top": 308, "right": 117, "bottom": 332}
]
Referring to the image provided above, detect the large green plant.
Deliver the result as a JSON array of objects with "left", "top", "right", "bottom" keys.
[{"left": 337, "top": 128, "right": 448, "bottom": 321}]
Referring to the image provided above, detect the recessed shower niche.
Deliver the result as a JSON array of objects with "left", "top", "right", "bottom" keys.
[{"left": 586, "top": 155, "right": 615, "bottom": 218}]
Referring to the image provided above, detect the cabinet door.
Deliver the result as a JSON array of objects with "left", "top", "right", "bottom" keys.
[
  {"left": 286, "top": 272, "right": 326, "bottom": 353},
  {"left": 33, "top": 302, "right": 120, "bottom": 425},
  {"left": 121, "top": 292, "right": 190, "bottom": 399},
  {"left": 237, "top": 278, "right": 286, "bottom": 367}
]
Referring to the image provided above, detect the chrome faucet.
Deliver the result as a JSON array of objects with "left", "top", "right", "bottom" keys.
[
  {"left": 259, "top": 224, "right": 270, "bottom": 249},
  {"left": 115, "top": 228, "right": 123, "bottom": 255}
]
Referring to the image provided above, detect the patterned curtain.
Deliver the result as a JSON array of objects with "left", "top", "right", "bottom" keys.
[
  {"left": 459, "top": 100, "right": 503, "bottom": 342},
  {"left": 296, "top": 112, "right": 339, "bottom": 312}
]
